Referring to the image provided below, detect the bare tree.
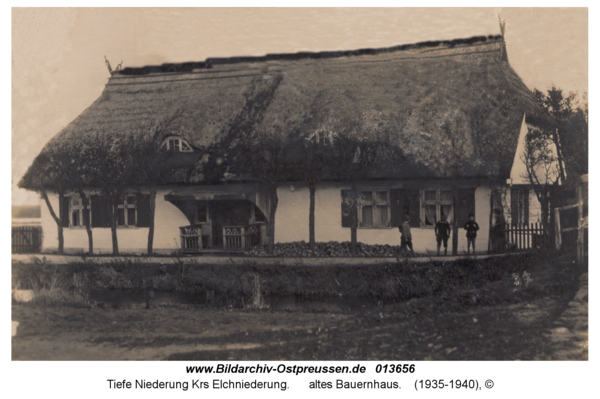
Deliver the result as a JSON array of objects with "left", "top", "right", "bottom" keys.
[
  {"left": 27, "top": 146, "right": 73, "bottom": 254},
  {"left": 322, "top": 130, "right": 379, "bottom": 255},
  {"left": 522, "top": 86, "right": 588, "bottom": 232},
  {"left": 85, "top": 133, "right": 141, "bottom": 255},
  {"left": 207, "top": 74, "right": 286, "bottom": 254},
  {"left": 220, "top": 130, "right": 294, "bottom": 254},
  {"left": 531, "top": 86, "right": 589, "bottom": 187},
  {"left": 130, "top": 112, "right": 182, "bottom": 254},
  {"left": 521, "top": 126, "right": 560, "bottom": 233},
  {"left": 62, "top": 137, "right": 96, "bottom": 254},
  {"left": 287, "top": 129, "right": 332, "bottom": 252}
]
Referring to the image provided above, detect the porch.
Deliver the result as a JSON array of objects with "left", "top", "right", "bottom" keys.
[{"left": 164, "top": 184, "right": 269, "bottom": 253}]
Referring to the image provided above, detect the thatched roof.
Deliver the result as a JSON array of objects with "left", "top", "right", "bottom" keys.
[{"left": 20, "top": 35, "right": 537, "bottom": 189}]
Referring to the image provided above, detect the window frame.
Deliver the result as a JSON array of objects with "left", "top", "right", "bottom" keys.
[
  {"left": 161, "top": 136, "right": 194, "bottom": 153},
  {"left": 514, "top": 189, "right": 526, "bottom": 224},
  {"left": 196, "top": 201, "right": 210, "bottom": 224},
  {"left": 420, "top": 189, "right": 454, "bottom": 228},
  {"left": 117, "top": 194, "right": 138, "bottom": 228},
  {"left": 69, "top": 195, "right": 90, "bottom": 228},
  {"left": 511, "top": 187, "right": 529, "bottom": 225},
  {"left": 358, "top": 189, "right": 391, "bottom": 229}
]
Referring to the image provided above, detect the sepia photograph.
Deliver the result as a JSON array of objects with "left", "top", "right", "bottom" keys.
[{"left": 11, "top": 7, "right": 588, "bottom": 363}]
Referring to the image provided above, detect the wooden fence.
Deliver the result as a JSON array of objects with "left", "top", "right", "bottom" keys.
[
  {"left": 12, "top": 226, "right": 42, "bottom": 254},
  {"left": 554, "top": 174, "right": 587, "bottom": 264},
  {"left": 507, "top": 223, "right": 551, "bottom": 250}
]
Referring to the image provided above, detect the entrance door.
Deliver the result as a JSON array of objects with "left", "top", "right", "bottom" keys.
[{"left": 209, "top": 201, "right": 252, "bottom": 248}]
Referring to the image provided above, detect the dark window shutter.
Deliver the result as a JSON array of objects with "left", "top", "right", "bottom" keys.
[
  {"left": 82, "top": 195, "right": 90, "bottom": 227},
  {"left": 91, "top": 195, "right": 111, "bottom": 228},
  {"left": 511, "top": 188, "right": 518, "bottom": 226},
  {"left": 59, "top": 196, "right": 70, "bottom": 227},
  {"left": 105, "top": 199, "right": 114, "bottom": 228},
  {"left": 405, "top": 190, "right": 421, "bottom": 228},
  {"left": 390, "top": 189, "right": 420, "bottom": 228},
  {"left": 91, "top": 196, "right": 102, "bottom": 228},
  {"left": 341, "top": 190, "right": 352, "bottom": 228},
  {"left": 136, "top": 194, "right": 151, "bottom": 227},
  {"left": 524, "top": 189, "right": 529, "bottom": 225},
  {"left": 390, "top": 189, "right": 403, "bottom": 227},
  {"left": 457, "top": 188, "right": 476, "bottom": 228}
]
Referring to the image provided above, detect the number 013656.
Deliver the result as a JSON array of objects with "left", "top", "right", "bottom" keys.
[{"left": 375, "top": 364, "right": 415, "bottom": 373}]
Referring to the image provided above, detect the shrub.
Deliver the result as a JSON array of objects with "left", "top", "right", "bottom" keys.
[{"left": 12, "top": 252, "right": 552, "bottom": 308}]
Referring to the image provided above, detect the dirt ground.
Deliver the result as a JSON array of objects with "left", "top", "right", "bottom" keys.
[{"left": 11, "top": 255, "right": 587, "bottom": 361}]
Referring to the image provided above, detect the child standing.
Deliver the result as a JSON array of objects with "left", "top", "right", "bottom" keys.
[
  {"left": 435, "top": 214, "right": 451, "bottom": 256},
  {"left": 399, "top": 214, "right": 415, "bottom": 256},
  {"left": 464, "top": 213, "right": 480, "bottom": 254}
]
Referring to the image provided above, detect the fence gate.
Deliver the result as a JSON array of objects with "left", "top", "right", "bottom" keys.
[{"left": 12, "top": 226, "right": 42, "bottom": 254}]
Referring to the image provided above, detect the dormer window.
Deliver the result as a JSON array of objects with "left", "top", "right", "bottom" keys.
[{"left": 162, "top": 136, "right": 193, "bottom": 152}]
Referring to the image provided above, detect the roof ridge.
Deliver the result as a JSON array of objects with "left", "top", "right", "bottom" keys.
[{"left": 116, "top": 35, "right": 502, "bottom": 77}]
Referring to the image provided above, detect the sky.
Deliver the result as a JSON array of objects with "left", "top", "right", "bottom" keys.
[{"left": 11, "top": 7, "right": 588, "bottom": 206}]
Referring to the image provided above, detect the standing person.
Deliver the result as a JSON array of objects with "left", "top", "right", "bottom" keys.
[
  {"left": 492, "top": 208, "right": 506, "bottom": 253},
  {"left": 399, "top": 214, "right": 415, "bottom": 256},
  {"left": 464, "top": 213, "right": 480, "bottom": 254},
  {"left": 435, "top": 214, "right": 451, "bottom": 256}
]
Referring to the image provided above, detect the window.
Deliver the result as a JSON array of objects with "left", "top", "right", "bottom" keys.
[
  {"left": 68, "top": 194, "right": 150, "bottom": 229},
  {"left": 359, "top": 190, "right": 390, "bottom": 228},
  {"left": 162, "top": 136, "right": 193, "bottom": 152},
  {"left": 69, "top": 196, "right": 90, "bottom": 227},
  {"left": 491, "top": 189, "right": 505, "bottom": 223},
  {"left": 117, "top": 195, "right": 137, "bottom": 227},
  {"left": 421, "top": 189, "right": 453, "bottom": 226},
  {"left": 196, "top": 202, "right": 209, "bottom": 224},
  {"left": 511, "top": 188, "right": 529, "bottom": 225}
]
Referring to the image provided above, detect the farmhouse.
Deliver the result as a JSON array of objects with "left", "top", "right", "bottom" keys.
[{"left": 19, "top": 35, "right": 543, "bottom": 254}]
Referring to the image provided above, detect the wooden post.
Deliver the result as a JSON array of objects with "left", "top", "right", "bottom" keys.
[
  {"left": 488, "top": 189, "right": 494, "bottom": 253},
  {"left": 241, "top": 227, "right": 246, "bottom": 250},
  {"left": 577, "top": 175, "right": 585, "bottom": 264},
  {"left": 554, "top": 207, "right": 561, "bottom": 250},
  {"left": 519, "top": 224, "right": 523, "bottom": 250},
  {"left": 512, "top": 224, "right": 516, "bottom": 250}
]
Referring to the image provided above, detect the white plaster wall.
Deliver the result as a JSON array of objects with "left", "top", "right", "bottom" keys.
[
  {"left": 526, "top": 190, "right": 544, "bottom": 225},
  {"left": 510, "top": 113, "right": 562, "bottom": 185},
  {"left": 41, "top": 184, "right": 495, "bottom": 254},
  {"left": 509, "top": 113, "right": 530, "bottom": 184},
  {"left": 475, "top": 185, "right": 491, "bottom": 251},
  {"left": 41, "top": 188, "right": 191, "bottom": 254},
  {"left": 276, "top": 183, "right": 493, "bottom": 254},
  {"left": 40, "top": 193, "right": 59, "bottom": 252},
  {"left": 153, "top": 187, "right": 195, "bottom": 253}
]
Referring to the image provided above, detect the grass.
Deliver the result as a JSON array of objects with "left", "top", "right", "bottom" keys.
[
  {"left": 11, "top": 250, "right": 586, "bottom": 360},
  {"left": 12, "top": 251, "right": 551, "bottom": 309}
]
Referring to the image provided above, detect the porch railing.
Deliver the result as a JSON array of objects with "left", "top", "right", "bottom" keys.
[
  {"left": 179, "top": 225, "right": 203, "bottom": 253},
  {"left": 223, "top": 224, "right": 262, "bottom": 250}
]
